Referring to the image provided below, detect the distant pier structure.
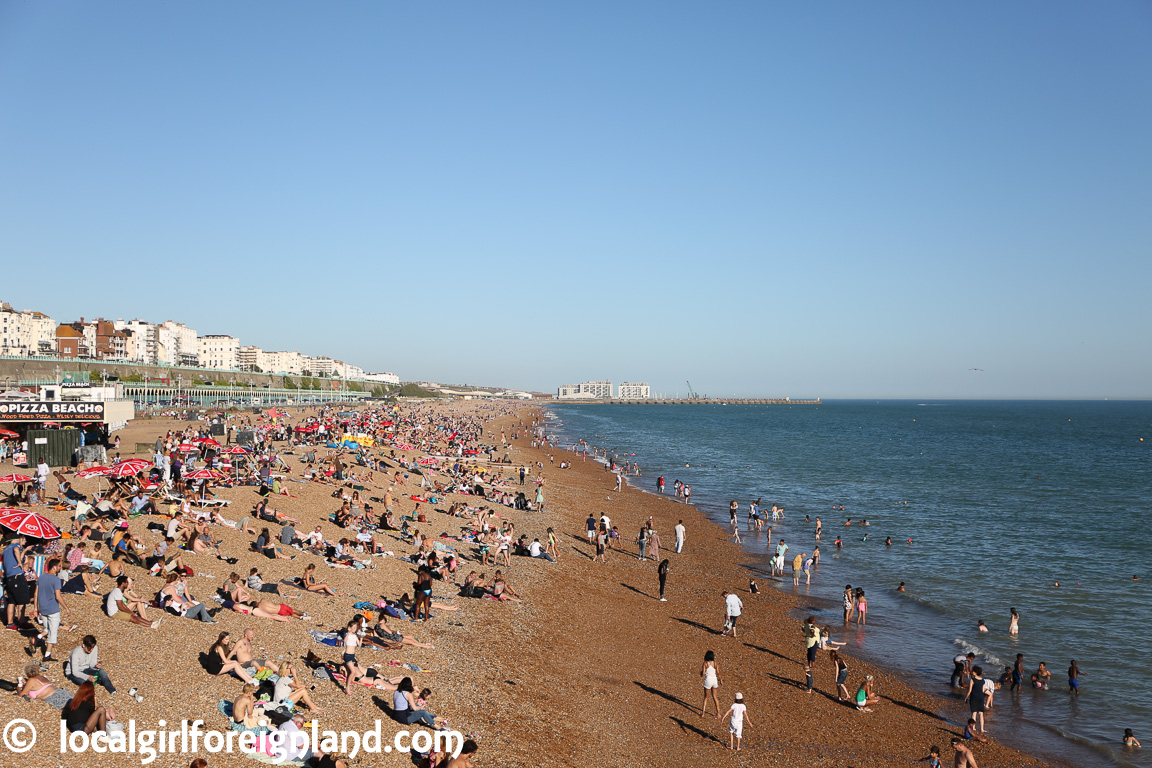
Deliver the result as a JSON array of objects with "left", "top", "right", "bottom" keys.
[{"left": 557, "top": 397, "right": 821, "bottom": 405}]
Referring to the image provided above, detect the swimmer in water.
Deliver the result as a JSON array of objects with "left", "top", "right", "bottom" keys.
[
  {"left": 977, "top": 620, "right": 988, "bottom": 633},
  {"left": 1068, "top": 659, "right": 1081, "bottom": 695},
  {"left": 896, "top": 582, "right": 905, "bottom": 592},
  {"left": 835, "top": 536, "right": 843, "bottom": 550},
  {"left": 885, "top": 536, "right": 892, "bottom": 546},
  {"left": 1123, "top": 729, "right": 1141, "bottom": 747}
]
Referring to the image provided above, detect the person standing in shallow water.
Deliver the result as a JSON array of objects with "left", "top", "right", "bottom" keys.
[{"left": 1009, "top": 607, "right": 1019, "bottom": 635}]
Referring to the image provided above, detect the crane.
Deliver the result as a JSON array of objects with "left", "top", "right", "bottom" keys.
[{"left": 686, "top": 380, "right": 697, "bottom": 399}]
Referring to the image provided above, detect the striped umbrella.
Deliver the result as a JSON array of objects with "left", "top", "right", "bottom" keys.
[{"left": 0, "top": 508, "right": 61, "bottom": 539}]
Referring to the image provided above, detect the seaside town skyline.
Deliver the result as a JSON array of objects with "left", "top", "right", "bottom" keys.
[{"left": 0, "top": 299, "right": 398, "bottom": 385}]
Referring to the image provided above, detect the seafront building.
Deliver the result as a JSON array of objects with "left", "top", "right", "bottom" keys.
[
  {"left": 557, "top": 380, "right": 614, "bottom": 399},
  {"left": 0, "top": 302, "right": 56, "bottom": 357},
  {"left": 617, "top": 382, "right": 651, "bottom": 399},
  {"left": 3, "top": 301, "right": 397, "bottom": 384}
]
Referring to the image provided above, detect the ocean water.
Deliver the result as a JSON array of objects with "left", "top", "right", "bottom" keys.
[{"left": 544, "top": 401, "right": 1151, "bottom": 768}]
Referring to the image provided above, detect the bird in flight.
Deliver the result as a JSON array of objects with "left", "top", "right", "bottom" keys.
[{"left": 968, "top": 368, "right": 984, "bottom": 372}]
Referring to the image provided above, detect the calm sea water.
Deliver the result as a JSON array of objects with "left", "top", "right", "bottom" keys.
[{"left": 545, "top": 401, "right": 1151, "bottom": 768}]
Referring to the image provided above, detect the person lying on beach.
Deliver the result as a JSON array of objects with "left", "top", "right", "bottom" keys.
[
  {"left": 368, "top": 612, "right": 435, "bottom": 649},
  {"left": 17, "top": 663, "right": 74, "bottom": 708},
  {"left": 211, "top": 508, "right": 257, "bottom": 534},
  {"left": 302, "top": 563, "right": 340, "bottom": 596},
  {"left": 61, "top": 565, "right": 102, "bottom": 596},
  {"left": 203, "top": 632, "right": 255, "bottom": 683},
  {"left": 252, "top": 498, "right": 300, "bottom": 526},
  {"left": 219, "top": 596, "right": 291, "bottom": 622},
  {"left": 245, "top": 567, "right": 287, "bottom": 596}
]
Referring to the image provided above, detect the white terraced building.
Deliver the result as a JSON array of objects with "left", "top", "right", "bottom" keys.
[{"left": 617, "top": 382, "right": 651, "bottom": 399}]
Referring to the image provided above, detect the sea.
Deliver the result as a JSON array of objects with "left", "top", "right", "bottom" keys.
[{"left": 543, "top": 400, "right": 1151, "bottom": 768}]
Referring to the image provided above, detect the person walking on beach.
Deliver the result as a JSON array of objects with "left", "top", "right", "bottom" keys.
[
  {"left": 721, "top": 590, "right": 743, "bottom": 638},
  {"left": 586, "top": 514, "right": 596, "bottom": 544},
  {"left": 595, "top": 525, "right": 608, "bottom": 564},
  {"left": 658, "top": 559, "right": 669, "bottom": 601},
  {"left": 648, "top": 529, "right": 661, "bottom": 561},
  {"left": 731, "top": 516, "right": 742, "bottom": 544},
  {"left": 674, "top": 520, "right": 685, "bottom": 554},
  {"left": 636, "top": 526, "right": 648, "bottom": 561},
  {"left": 700, "top": 650, "right": 722, "bottom": 716},
  {"left": 723, "top": 692, "right": 751, "bottom": 751}
]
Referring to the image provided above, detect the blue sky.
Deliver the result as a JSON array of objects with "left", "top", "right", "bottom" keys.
[{"left": 1, "top": 2, "right": 1149, "bottom": 398}]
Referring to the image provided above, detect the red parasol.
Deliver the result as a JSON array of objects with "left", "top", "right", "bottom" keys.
[
  {"left": 75, "top": 466, "right": 112, "bottom": 479},
  {"left": 110, "top": 460, "right": 150, "bottom": 478},
  {"left": 185, "top": 468, "right": 224, "bottom": 480},
  {"left": 0, "top": 429, "right": 19, "bottom": 438},
  {"left": 0, "top": 474, "right": 34, "bottom": 484},
  {"left": 220, "top": 446, "right": 252, "bottom": 455},
  {"left": 195, "top": 438, "right": 222, "bottom": 448},
  {"left": 175, "top": 443, "right": 199, "bottom": 452},
  {"left": 0, "top": 508, "right": 61, "bottom": 539}
]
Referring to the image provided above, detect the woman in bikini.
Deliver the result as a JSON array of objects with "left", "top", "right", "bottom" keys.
[{"left": 342, "top": 618, "right": 365, "bottom": 695}]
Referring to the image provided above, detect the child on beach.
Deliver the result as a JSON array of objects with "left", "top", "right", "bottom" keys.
[
  {"left": 963, "top": 718, "right": 989, "bottom": 743},
  {"left": 926, "top": 745, "right": 942, "bottom": 768},
  {"left": 722, "top": 692, "right": 750, "bottom": 751}
]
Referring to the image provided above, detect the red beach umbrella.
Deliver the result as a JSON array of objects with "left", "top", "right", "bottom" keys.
[
  {"left": 0, "top": 474, "right": 34, "bottom": 484},
  {"left": 221, "top": 446, "right": 252, "bottom": 455},
  {"left": 110, "top": 460, "right": 150, "bottom": 478},
  {"left": 175, "top": 443, "right": 199, "bottom": 452},
  {"left": 194, "top": 437, "right": 222, "bottom": 448},
  {"left": 75, "top": 466, "right": 112, "bottom": 479},
  {"left": 0, "top": 508, "right": 61, "bottom": 539},
  {"left": 185, "top": 468, "right": 224, "bottom": 480},
  {"left": 0, "top": 428, "right": 19, "bottom": 438}
]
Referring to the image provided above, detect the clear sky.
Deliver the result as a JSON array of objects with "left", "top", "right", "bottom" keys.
[{"left": 1, "top": 2, "right": 1149, "bottom": 398}]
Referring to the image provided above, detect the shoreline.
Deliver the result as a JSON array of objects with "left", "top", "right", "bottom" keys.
[
  {"left": 539, "top": 402, "right": 1140, "bottom": 768},
  {"left": 485, "top": 405, "right": 1054, "bottom": 767}
]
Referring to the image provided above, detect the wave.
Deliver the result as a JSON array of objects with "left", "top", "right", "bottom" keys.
[{"left": 952, "top": 638, "right": 1006, "bottom": 669}]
